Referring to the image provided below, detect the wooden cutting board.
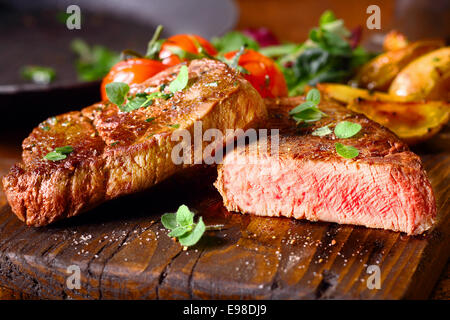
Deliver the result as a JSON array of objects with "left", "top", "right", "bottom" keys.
[{"left": 0, "top": 139, "right": 448, "bottom": 300}]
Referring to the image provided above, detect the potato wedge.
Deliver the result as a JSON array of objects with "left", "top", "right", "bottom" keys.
[
  {"left": 389, "top": 47, "right": 450, "bottom": 101},
  {"left": 383, "top": 30, "right": 409, "bottom": 51},
  {"left": 317, "top": 83, "right": 407, "bottom": 104},
  {"left": 347, "top": 99, "right": 450, "bottom": 144},
  {"left": 354, "top": 40, "right": 443, "bottom": 91}
]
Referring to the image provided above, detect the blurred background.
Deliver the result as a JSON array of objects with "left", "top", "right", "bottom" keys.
[{"left": 0, "top": 0, "right": 448, "bottom": 135}]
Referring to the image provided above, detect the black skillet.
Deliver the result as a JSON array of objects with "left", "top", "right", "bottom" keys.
[{"left": 0, "top": 0, "right": 237, "bottom": 128}]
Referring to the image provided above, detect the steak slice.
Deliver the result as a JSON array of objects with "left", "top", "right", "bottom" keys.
[
  {"left": 215, "top": 97, "right": 436, "bottom": 235},
  {"left": 3, "top": 59, "right": 267, "bottom": 226}
]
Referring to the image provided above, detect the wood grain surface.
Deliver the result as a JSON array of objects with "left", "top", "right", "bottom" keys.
[{"left": 0, "top": 131, "right": 448, "bottom": 300}]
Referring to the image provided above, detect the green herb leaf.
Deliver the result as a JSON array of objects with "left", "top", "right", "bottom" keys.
[
  {"left": 169, "top": 65, "right": 189, "bottom": 93},
  {"left": 319, "top": 10, "right": 337, "bottom": 26},
  {"left": 54, "top": 145, "right": 73, "bottom": 154},
  {"left": 292, "top": 108, "right": 324, "bottom": 123},
  {"left": 44, "top": 145, "right": 73, "bottom": 161},
  {"left": 289, "top": 89, "right": 326, "bottom": 124},
  {"left": 165, "top": 46, "right": 201, "bottom": 60},
  {"left": 168, "top": 225, "right": 192, "bottom": 238},
  {"left": 120, "top": 95, "right": 152, "bottom": 112},
  {"left": 335, "top": 143, "right": 359, "bottom": 159},
  {"left": 71, "top": 39, "right": 120, "bottom": 81},
  {"left": 145, "top": 117, "right": 156, "bottom": 122},
  {"left": 168, "top": 124, "right": 180, "bottom": 129},
  {"left": 334, "top": 121, "right": 362, "bottom": 139},
  {"left": 178, "top": 217, "right": 206, "bottom": 247},
  {"left": 230, "top": 46, "right": 245, "bottom": 70},
  {"left": 161, "top": 213, "right": 178, "bottom": 230},
  {"left": 312, "top": 125, "right": 332, "bottom": 136},
  {"left": 44, "top": 152, "right": 67, "bottom": 161},
  {"left": 306, "top": 88, "right": 321, "bottom": 105},
  {"left": 288, "top": 101, "right": 317, "bottom": 115},
  {"left": 212, "top": 31, "right": 259, "bottom": 53},
  {"left": 21, "top": 66, "right": 56, "bottom": 85},
  {"left": 274, "top": 10, "right": 373, "bottom": 96},
  {"left": 161, "top": 205, "right": 211, "bottom": 247},
  {"left": 145, "top": 25, "right": 164, "bottom": 59},
  {"left": 106, "top": 82, "right": 129, "bottom": 106},
  {"left": 176, "top": 204, "right": 194, "bottom": 226}
]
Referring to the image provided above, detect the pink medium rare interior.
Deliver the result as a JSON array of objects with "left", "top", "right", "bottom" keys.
[{"left": 218, "top": 153, "right": 435, "bottom": 235}]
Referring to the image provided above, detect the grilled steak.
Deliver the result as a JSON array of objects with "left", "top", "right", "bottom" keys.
[
  {"left": 215, "top": 97, "right": 436, "bottom": 235},
  {"left": 3, "top": 59, "right": 267, "bottom": 226}
]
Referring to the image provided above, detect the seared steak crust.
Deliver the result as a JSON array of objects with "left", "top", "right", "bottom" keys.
[
  {"left": 3, "top": 59, "right": 267, "bottom": 226},
  {"left": 215, "top": 97, "right": 436, "bottom": 235}
]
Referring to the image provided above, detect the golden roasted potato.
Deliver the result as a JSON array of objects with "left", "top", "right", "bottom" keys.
[
  {"left": 354, "top": 40, "right": 443, "bottom": 91},
  {"left": 389, "top": 47, "right": 450, "bottom": 101},
  {"left": 317, "top": 83, "right": 406, "bottom": 104},
  {"left": 383, "top": 30, "right": 409, "bottom": 51},
  {"left": 347, "top": 99, "right": 450, "bottom": 144}
]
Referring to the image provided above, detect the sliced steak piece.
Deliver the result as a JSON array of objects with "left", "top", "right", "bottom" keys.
[
  {"left": 215, "top": 97, "right": 436, "bottom": 235},
  {"left": 3, "top": 59, "right": 267, "bottom": 226}
]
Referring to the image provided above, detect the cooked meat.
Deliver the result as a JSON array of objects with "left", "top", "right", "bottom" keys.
[
  {"left": 3, "top": 59, "right": 267, "bottom": 226},
  {"left": 215, "top": 97, "right": 436, "bottom": 235}
]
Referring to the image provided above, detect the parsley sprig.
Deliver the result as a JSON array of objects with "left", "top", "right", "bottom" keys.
[
  {"left": 161, "top": 205, "right": 224, "bottom": 247},
  {"left": 105, "top": 65, "right": 189, "bottom": 112},
  {"left": 289, "top": 88, "right": 325, "bottom": 124}
]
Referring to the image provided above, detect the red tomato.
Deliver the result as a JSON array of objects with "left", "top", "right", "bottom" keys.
[
  {"left": 101, "top": 58, "right": 167, "bottom": 101},
  {"left": 224, "top": 49, "right": 288, "bottom": 98},
  {"left": 159, "top": 34, "right": 218, "bottom": 66}
]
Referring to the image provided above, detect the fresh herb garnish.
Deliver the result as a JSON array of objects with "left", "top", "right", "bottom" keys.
[
  {"left": 105, "top": 75, "right": 184, "bottom": 112},
  {"left": 145, "top": 25, "right": 164, "bottom": 59},
  {"left": 41, "top": 125, "right": 50, "bottom": 131},
  {"left": 165, "top": 46, "right": 201, "bottom": 60},
  {"left": 289, "top": 88, "right": 325, "bottom": 124},
  {"left": 44, "top": 145, "right": 73, "bottom": 161},
  {"left": 334, "top": 121, "right": 362, "bottom": 139},
  {"left": 145, "top": 117, "right": 156, "bottom": 122},
  {"left": 121, "top": 93, "right": 154, "bottom": 112},
  {"left": 161, "top": 205, "right": 224, "bottom": 247},
  {"left": 230, "top": 46, "right": 249, "bottom": 73},
  {"left": 335, "top": 143, "right": 359, "bottom": 159},
  {"left": 256, "top": 10, "right": 373, "bottom": 95},
  {"left": 168, "top": 65, "right": 189, "bottom": 93},
  {"left": 168, "top": 124, "right": 180, "bottom": 129},
  {"left": 105, "top": 82, "right": 129, "bottom": 106},
  {"left": 212, "top": 31, "right": 260, "bottom": 53},
  {"left": 311, "top": 125, "right": 332, "bottom": 136},
  {"left": 161, "top": 205, "right": 205, "bottom": 247},
  {"left": 71, "top": 39, "right": 120, "bottom": 81},
  {"left": 21, "top": 66, "right": 56, "bottom": 85}
]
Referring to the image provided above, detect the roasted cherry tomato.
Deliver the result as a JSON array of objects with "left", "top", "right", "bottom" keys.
[
  {"left": 159, "top": 34, "right": 218, "bottom": 66},
  {"left": 224, "top": 49, "right": 288, "bottom": 98},
  {"left": 101, "top": 58, "right": 167, "bottom": 101}
]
